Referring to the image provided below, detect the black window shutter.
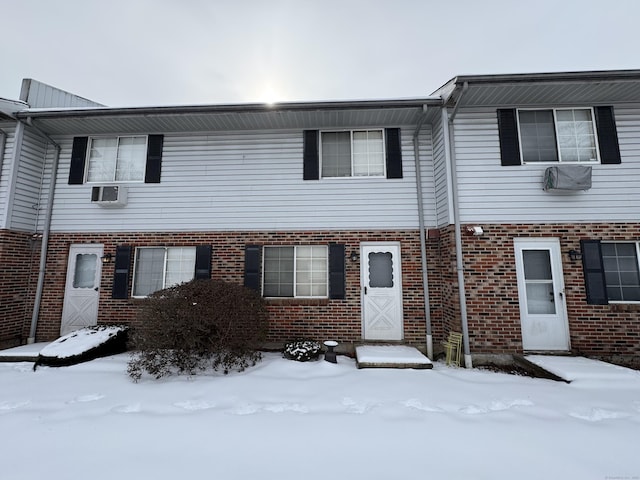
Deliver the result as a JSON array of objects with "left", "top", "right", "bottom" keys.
[
  {"left": 594, "top": 106, "right": 621, "bottom": 165},
  {"left": 194, "top": 245, "right": 212, "bottom": 279},
  {"left": 144, "top": 134, "right": 164, "bottom": 183},
  {"left": 497, "top": 109, "right": 521, "bottom": 166},
  {"left": 244, "top": 245, "right": 262, "bottom": 292},
  {"left": 303, "top": 130, "right": 319, "bottom": 180},
  {"left": 328, "top": 243, "right": 346, "bottom": 300},
  {"left": 112, "top": 245, "right": 132, "bottom": 299},
  {"left": 68, "top": 137, "right": 88, "bottom": 184},
  {"left": 385, "top": 128, "right": 403, "bottom": 179},
  {"left": 580, "top": 239, "right": 608, "bottom": 305}
]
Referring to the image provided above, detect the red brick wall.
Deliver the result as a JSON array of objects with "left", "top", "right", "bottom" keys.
[
  {"left": 0, "top": 230, "right": 41, "bottom": 348},
  {"left": 453, "top": 223, "right": 640, "bottom": 356},
  {"left": 35, "top": 230, "right": 433, "bottom": 346}
]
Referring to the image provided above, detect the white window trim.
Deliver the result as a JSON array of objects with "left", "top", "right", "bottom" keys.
[
  {"left": 319, "top": 128, "right": 386, "bottom": 179},
  {"left": 262, "top": 245, "right": 329, "bottom": 299},
  {"left": 85, "top": 135, "right": 149, "bottom": 184},
  {"left": 516, "top": 107, "right": 601, "bottom": 165},
  {"left": 131, "top": 246, "right": 196, "bottom": 298},
  {"left": 602, "top": 241, "right": 640, "bottom": 304}
]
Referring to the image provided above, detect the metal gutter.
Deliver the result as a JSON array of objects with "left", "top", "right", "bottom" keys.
[
  {"left": 442, "top": 82, "right": 473, "bottom": 368},
  {"left": 16, "top": 97, "right": 443, "bottom": 121},
  {"left": 412, "top": 104, "right": 433, "bottom": 359}
]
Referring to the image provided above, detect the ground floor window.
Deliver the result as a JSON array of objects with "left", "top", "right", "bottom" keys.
[
  {"left": 602, "top": 242, "right": 640, "bottom": 302},
  {"left": 132, "top": 247, "right": 196, "bottom": 297},
  {"left": 263, "top": 246, "right": 328, "bottom": 298}
]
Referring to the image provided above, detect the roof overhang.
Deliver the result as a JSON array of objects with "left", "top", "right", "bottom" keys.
[
  {"left": 16, "top": 98, "right": 443, "bottom": 136},
  {"left": 433, "top": 69, "right": 640, "bottom": 108}
]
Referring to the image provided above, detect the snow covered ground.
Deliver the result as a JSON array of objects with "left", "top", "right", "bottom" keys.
[{"left": 1, "top": 353, "right": 639, "bottom": 480}]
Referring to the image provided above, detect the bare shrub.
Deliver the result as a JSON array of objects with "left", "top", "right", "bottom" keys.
[{"left": 127, "top": 280, "right": 268, "bottom": 381}]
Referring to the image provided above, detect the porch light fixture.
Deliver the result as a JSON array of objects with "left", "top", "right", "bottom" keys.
[
  {"left": 349, "top": 251, "right": 359, "bottom": 262},
  {"left": 101, "top": 253, "right": 113, "bottom": 264},
  {"left": 568, "top": 250, "right": 582, "bottom": 262}
]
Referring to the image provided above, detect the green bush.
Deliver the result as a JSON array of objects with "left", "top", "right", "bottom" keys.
[
  {"left": 283, "top": 339, "right": 322, "bottom": 362},
  {"left": 128, "top": 280, "right": 268, "bottom": 381}
]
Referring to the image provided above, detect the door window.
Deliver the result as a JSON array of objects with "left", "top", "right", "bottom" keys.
[
  {"left": 523, "top": 250, "right": 555, "bottom": 314},
  {"left": 73, "top": 254, "right": 97, "bottom": 288},
  {"left": 368, "top": 252, "right": 394, "bottom": 288}
]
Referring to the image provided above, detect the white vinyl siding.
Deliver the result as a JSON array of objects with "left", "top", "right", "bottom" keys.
[
  {"left": 0, "top": 123, "right": 16, "bottom": 229},
  {"left": 132, "top": 246, "right": 196, "bottom": 297},
  {"left": 450, "top": 105, "right": 640, "bottom": 223},
  {"left": 9, "top": 127, "right": 48, "bottom": 232},
  {"left": 43, "top": 128, "right": 437, "bottom": 232}
]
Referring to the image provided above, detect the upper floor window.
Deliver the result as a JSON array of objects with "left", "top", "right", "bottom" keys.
[
  {"left": 302, "top": 128, "right": 402, "bottom": 180},
  {"left": 87, "top": 136, "right": 148, "bottom": 182},
  {"left": 68, "top": 135, "right": 163, "bottom": 185},
  {"left": 263, "top": 245, "right": 328, "bottom": 298},
  {"left": 518, "top": 108, "right": 598, "bottom": 163},
  {"left": 321, "top": 130, "right": 385, "bottom": 177},
  {"left": 497, "top": 106, "right": 621, "bottom": 167},
  {"left": 132, "top": 246, "right": 196, "bottom": 297}
]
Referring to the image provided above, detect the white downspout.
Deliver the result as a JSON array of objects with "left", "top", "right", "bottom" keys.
[
  {"left": 26, "top": 119, "right": 61, "bottom": 344},
  {"left": 413, "top": 105, "right": 433, "bottom": 359},
  {"left": 442, "top": 82, "right": 473, "bottom": 368}
]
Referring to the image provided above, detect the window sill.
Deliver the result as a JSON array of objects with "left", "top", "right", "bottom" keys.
[
  {"left": 610, "top": 303, "right": 640, "bottom": 312},
  {"left": 266, "top": 298, "right": 330, "bottom": 306}
]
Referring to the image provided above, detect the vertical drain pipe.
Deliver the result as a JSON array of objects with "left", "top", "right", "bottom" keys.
[
  {"left": 413, "top": 105, "right": 433, "bottom": 359},
  {"left": 27, "top": 119, "right": 61, "bottom": 343},
  {"left": 443, "top": 82, "right": 473, "bottom": 368}
]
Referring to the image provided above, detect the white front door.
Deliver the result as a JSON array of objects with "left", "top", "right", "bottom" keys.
[
  {"left": 60, "top": 244, "right": 103, "bottom": 336},
  {"left": 361, "top": 242, "right": 404, "bottom": 341},
  {"left": 514, "top": 238, "right": 570, "bottom": 351}
]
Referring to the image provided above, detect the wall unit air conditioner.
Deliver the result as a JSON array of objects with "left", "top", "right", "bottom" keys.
[
  {"left": 91, "top": 185, "right": 128, "bottom": 207},
  {"left": 543, "top": 165, "right": 592, "bottom": 191}
]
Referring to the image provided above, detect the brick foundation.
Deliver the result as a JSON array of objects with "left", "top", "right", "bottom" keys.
[
  {"left": 0, "top": 230, "right": 41, "bottom": 348},
  {"left": 448, "top": 223, "right": 640, "bottom": 357},
  {"left": 35, "top": 230, "right": 436, "bottom": 346},
  {"left": 18, "top": 223, "right": 640, "bottom": 358}
]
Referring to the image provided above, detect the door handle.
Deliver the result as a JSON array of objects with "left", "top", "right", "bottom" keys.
[
  {"left": 364, "top": 286, "right": 367, "bottom": 295},
  {"left": 94, "top": 287, "right": 99, "bottom": 292}
]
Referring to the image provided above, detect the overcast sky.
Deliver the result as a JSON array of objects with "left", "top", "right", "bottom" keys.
[{"left": 2, "top": 0, "right": 639, "bottom": 107}]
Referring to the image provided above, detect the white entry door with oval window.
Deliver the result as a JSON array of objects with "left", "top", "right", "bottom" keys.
[
  {"left": 60, "top": 244, "right": 103, "bottom": 336},
  {"left": 361, "top": 242, "right": 404, "bottom": 341},
  {"left": 514, "top": 238, "right": 569, "bottom": 351}
]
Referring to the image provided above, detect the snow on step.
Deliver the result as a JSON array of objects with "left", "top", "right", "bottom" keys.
[
  {"left": 525, "top": 355, "right": 640, "bottom": 383},
  {"left": 355, "top": 345, "right": 433, "bottom": 369}
]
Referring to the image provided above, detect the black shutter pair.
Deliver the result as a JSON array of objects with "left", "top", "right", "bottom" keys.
[
  {"left": 497, "top": 107, "right": 621, "bottom": 166},
  {"left": 69, "top": 135, "right": 164, "bottom": 184},
  {"left": 303, "top": 128, "right": 403, "bottom": 180},
  {"left": 111, "top": 244, "right": 212, "bottom": 299},
  {"left": 243, "top": 244, "right": 346, "bottom": 299}
]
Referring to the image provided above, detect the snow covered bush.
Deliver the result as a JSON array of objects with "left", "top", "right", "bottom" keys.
[
  {"left": 283, "top": 340, "right": 322, "bottom": 362},
  {"left": 127, "top": 280, "right": 268, "bottom": 381}
]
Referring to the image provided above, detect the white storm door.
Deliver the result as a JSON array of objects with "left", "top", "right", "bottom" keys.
[
  {"left": 514, "top": 238, "right": 569, "bottom": 351},
  {"left": 361, "top": 243, "right": 404, "bottom": 341},
  {"left": 60, "top": 244, "right": 103, "bottom": 336}
]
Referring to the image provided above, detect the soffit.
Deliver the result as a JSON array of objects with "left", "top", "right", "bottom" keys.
[
  {"left": 20, "top": 101, "right": 441, "bottom": 136},
  {"left": 445, "top": 75, "right": 640, "bottom": 108}
]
